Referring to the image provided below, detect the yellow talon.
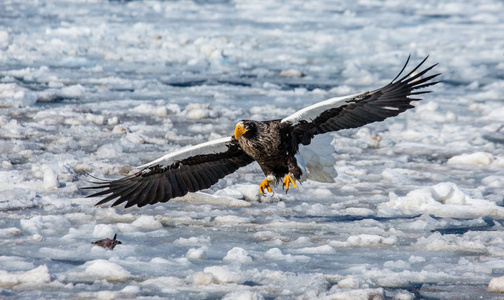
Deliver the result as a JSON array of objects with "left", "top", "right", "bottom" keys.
[
  {"left": 259, "top": 178, "right": 273, "bottom": 195},
  {"left": 283, "top": 174, "right": 297, "bottom": 193}
]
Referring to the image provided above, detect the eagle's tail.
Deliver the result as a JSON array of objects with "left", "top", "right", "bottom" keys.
[{"left": 296, "top": 134, "right": 337, "bottom": 183}]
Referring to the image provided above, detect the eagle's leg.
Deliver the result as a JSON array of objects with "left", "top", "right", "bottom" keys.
[
  {"left": 259, "top": 178, "right": 274, "bottom": 195},
  {"left": 282, "top": 173, "right": 297, "bottom": 193}
]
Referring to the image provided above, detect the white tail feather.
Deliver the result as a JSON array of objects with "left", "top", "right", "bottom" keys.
[{"left": 297, "top": 135, "right": 337, "bottom": 183}]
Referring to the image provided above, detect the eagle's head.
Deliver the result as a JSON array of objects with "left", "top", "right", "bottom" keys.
[{"left": 234, "top": 120, "right": 257, "bottom": 139}]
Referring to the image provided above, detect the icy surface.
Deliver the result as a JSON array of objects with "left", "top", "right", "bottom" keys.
[{"left": 1, "top": 0, "right": 504, "bottom": 298}]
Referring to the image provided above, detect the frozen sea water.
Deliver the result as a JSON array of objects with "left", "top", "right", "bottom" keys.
[{"left": 1, "top": 0, "right": 504, "bottom": 298}]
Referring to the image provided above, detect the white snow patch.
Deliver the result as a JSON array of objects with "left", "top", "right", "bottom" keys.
[
  {"left": 223, "top": 247, "right": 253, "bottom": 263},
  {"left": 1, "top": 160, "right": 13, "bottom": 169},
  {"left": 131, "top": 215, "right": 163, "bottom": 229},
  {"left": 112, "top": 125, "right": 129, "bottom": 134},
  {"left": 130, "top": 103, "right": 177, "bottom": 117},
  {"left": 408, "top": 256, "right": 426, "bottom": 264},
  {"left": 85, "top": 113, "right": 105, "bottom": 125},
  {"left": 0, "top": 30, "right": 9, "bottom": 49},
  {"left": 214, "top": 215, "right": 252, "bottom": 225},
  {"left": 84, "top": 259, "right": 131, "bottom": 282},
  {"left": 20, "top": 215, "right": 70, "bottom": 235},
  {"left": 381, "top": 182, "right": 504, "bottom": 218},
  {"left": 265, "top": 248, "right": 310, "bottom": 263},
  {"left": 488, "top": 276, "right": 504, "bottom": 293},
  {"left": 141, "top": 276, "right": 185, "bottom": 288},
  {"left": 337, "top": 276, "right": 361, "bottom": 289},
  {"left": 203, "top": 266, "right": 242, "bottom": 284},
  {"left": 174, "top": 236, "right": 211, "bottom": 246},
  {"left": 394, "top": 291, "right": 415, "bottom": 300},
  {"left": 96, "top": 143, "right": 123, "bottom": 159},
  {"left": 0, "top": 227, "right": 21, "bottom": 238},
  {"left": 487, "top": 107, "right": 504, "bottom": 120},
  {"left": 279, "top": 69, "right": 304, "bottom": 78},
  {"left": 92, "top": 224, "right": 115, "bottom": 238},
  {"left": 342, "top": 207, "right": 374, "bottom": 217},
  {"left": 222, "top": 290, "right": 265, "bottom": 300},
  {"left": 0, "top": 83, "right": 37, "bottom": 107},
  {"left": 0, "top": 189, "right": 39, "bottom": 210},
  {"left": 43, "top": 165, "right": 60, "bottom": 191},
  {"left": 192, "top": 272, "right": 215, "bottom": 286},
  {"left": 347, "top": 234, "right": 398, "bottom": 247},
  {"left": 184, "top": 105, "right": 212, "bottom": 119},
  {"left": 324, "top": 288, "right": 384, "bottom": 300},
  {"left": 235, "top": 184, "right": 263, "bottom": 202},
  {"left": 383, "top": 260, "right": 411, "bottom": 270},
  {"left": 416, "top": 232, "right": 488, "bottom": 254},
  {"left": 447, "top": 152, "right": 494, "bottom": 166},
  {"left": 59, "top": 84, "right": 86, "bottom": 98},
  {"left": 125, "top": 132, "right": 145, "bottom": 144},
  {"left": 0, "top": 265, "right": 50, "bottom": 288},
  {"left": 214, "top": 187, "right": 245, "bottom": 199},
  {"left": 294, "top": 244, "right": 336, "bottom": 254},
  {"left": 186, "top": 247, "right": 208, "bottom": 260},
  {"left": 176, "top": 191, "right": 251, "bottom": 207}
]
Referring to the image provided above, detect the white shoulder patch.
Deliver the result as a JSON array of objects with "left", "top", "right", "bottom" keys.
[
  {"left": 137, "top": 136, "right": 233, "bottom": 169},
  {"left": 281, "top": 93, "right": 360, "bottom": 125}
]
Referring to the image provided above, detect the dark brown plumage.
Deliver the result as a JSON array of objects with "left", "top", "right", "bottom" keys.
[
  {"left": 92, "top": 234, "right": 122, "bottom": 250},
  {"left": 234, "top": 120, "right": 301, "bottom": 181},
  {"left": 84, "top": 56, "right": 440, "bottom": 208}
]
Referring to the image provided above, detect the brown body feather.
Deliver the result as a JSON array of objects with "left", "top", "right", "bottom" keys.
[{"left": 235, "top": 120, "right": 302, "bottom": 183}]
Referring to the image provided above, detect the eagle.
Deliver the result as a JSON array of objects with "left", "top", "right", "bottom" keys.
[{"left": 84, "top": 56, "right": 439, "bottom": 208}]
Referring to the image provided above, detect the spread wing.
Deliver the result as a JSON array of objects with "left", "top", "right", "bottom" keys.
[
  {"left": 83, "top": 137, "right": 255, "bottom": 208},
  {"left": 282, "top": 56, "right": 440, "bottom": 145}
]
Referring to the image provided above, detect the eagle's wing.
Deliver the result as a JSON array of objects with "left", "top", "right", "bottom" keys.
[
  {"left": 83, "top": 137, "right": 255, "bottom": 208},
  {"left": 282, "top": 56, "right": 440, "bottom": 145}
]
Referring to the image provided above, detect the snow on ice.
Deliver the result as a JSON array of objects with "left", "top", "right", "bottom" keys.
[{"left": 1, "top": 0, "right": 504, "bottom": 298}]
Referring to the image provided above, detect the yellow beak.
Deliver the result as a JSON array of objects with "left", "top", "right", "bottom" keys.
[{"left": 234, "top": 124, "right": 247, "bottom": 139}]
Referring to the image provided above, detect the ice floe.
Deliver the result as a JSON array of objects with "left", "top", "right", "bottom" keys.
[{"left": 1, "top": 0, "right": 504, "bottom": 298}]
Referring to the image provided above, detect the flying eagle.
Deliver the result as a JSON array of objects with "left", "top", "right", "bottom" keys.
[{"left": 85, "top": 56, "right": 439, "bottom": 208}]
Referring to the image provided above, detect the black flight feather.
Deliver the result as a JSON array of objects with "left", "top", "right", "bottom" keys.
[
  {"left": 84, "top": 140, "right": 254, "bottom": 208},
  {"left": 292, "top": 56, "right": 440, "bottom": 144}
]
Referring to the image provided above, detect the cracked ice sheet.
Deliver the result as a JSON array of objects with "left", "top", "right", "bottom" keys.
[{"left": 1, "top": 0, "right": 504, "bottom": 299}]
